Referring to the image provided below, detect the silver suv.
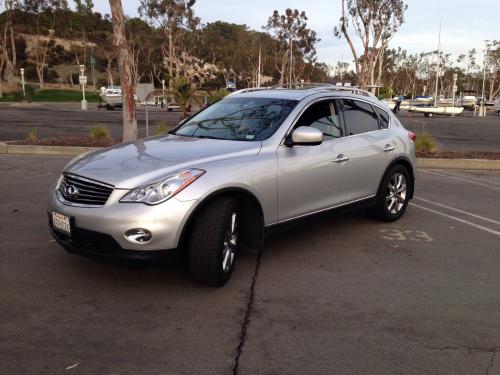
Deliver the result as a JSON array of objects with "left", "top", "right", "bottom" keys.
[{"left": 48, "top": 85, "right": 416, "bottom": 286}]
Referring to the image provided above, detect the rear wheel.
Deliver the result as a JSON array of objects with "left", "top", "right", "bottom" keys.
[
  {"left": 374, "top": 165, "right": 411, "bottom": 222},
  {"left": 188, "top": 196, "right": 239, "bottom": 286}
]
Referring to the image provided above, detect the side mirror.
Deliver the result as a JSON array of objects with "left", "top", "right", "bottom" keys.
[{"left": 285, "top": 126, "right": 323, "bottom": 146}]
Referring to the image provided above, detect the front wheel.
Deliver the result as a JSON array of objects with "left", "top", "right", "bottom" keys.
[
  {"left": 374, "top": 165, "right": 411, "bottom": 222},
  {"left": 188, "top": 196, "right": 239, "bottom": 286}
]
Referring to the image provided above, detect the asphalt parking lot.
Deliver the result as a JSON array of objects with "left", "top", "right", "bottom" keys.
[
  {"left": 0, "top": 102, "right": 499, "bottom": 152},
  {"left": 0, "top": 102, "right": 186, "bottom": 140},
  {"left": 1, "top": 155, "right": 500, "bottom": 374}
]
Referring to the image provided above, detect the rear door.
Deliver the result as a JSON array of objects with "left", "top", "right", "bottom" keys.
[
  {"left": 339, "top": 99, "right": 395, "bottom": 200},
  {"left": 276, "top": 99, "right": 351, "bottom": 221}
]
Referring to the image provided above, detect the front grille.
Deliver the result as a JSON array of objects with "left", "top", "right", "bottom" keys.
[{"left": 59, "top": 173, "right": 114, "bottom": 206}]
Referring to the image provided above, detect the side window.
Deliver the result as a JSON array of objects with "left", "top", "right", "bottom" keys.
[
  {"left": 340, "top": 99, "right": 380, "bottom": 135},
  {"left": 374, "top": 106, "right": 390, "bottom": 129},
  {"left": 295, "top": 100, "right": 342, "bottom": 140}
]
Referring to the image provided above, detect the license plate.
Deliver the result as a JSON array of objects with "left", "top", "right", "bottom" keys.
[{"left": 52, "top": 211, "right": 71, "bottom": 236}]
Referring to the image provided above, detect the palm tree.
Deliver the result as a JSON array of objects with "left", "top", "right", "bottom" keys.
[{"left": 172, "top": 76, "right": 198, "bottom": 119}]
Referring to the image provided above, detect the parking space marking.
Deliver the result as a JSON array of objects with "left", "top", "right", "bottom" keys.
[
  {"left": 380, "top": 229, "right": 434, "bottom": 242},
  {"left": 418, "top": 170, "right": 500, "bottom": 191},
  {"left": 410, "top": 203, "right": 500, "bottom": 237},
  {"left": 414, "top": 196, "right": 500, "bottom": 226},
  {"left": 431, "top": 169, "right": 500, "bottom": 187}
]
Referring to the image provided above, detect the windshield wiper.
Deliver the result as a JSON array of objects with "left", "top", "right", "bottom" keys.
[{"left": 194, "top": 135, "right": 225, "bottom": 140}]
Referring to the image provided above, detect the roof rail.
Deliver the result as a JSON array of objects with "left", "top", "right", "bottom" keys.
[
  {"left": 226, "top": 87, "right": 270, "bottom": 97},
  {"left": 228, "top": 83, "right": 377, "bottom": 99},
  {"left": 314, "top": 86, "right": 376, "bottom": 98},
  {"left": 270, "top": 82, "right": 333, "bottom": 90}
]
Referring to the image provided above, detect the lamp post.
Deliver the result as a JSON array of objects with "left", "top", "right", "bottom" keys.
[
  {"left": 452, "top": 73, "right": 457, "bottom": 106},
  {"left": 79, "top": 64, "right": 88, "bottom": 111},
  {"left": 480, "top": 40, "right": 491, "bottom": 117},
  {"left": 20, "top": 68, "right": 26, "bottom": 97}
]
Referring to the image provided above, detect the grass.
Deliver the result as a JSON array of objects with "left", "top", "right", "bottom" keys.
[
  {"left": 415, "top": 132, "right": 437, "bottom": 153},
  {"left": 0, "top": 88, "right": 100, "bottom": 103},
  {"left": 90, "top": 126, "right": 110, "bottom": 140}
]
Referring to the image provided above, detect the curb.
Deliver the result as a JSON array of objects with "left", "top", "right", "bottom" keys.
[
  {"left": 1, "top": 143, "right": 500, "bottom": 170},
  {"left": 0, "top": 143, "right": 100, "bottom": 156},
  {"left": 416, "top": 158, "right": 500, "bottom": 171}
]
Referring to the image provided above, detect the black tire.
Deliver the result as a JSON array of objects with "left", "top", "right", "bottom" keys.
[
  {"left": 428, "top": 112, "right": 433, "bottom": 117},
  {"left": 188, "top": 196, "right": 239, "bottom": 286},
  {"left": 373, "top": 164, "right": 412, "bottom": 222}
]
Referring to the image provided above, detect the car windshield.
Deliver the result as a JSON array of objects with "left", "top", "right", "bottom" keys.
[{"left": 173, "top": 97, "right": 298, "bottom": 141}]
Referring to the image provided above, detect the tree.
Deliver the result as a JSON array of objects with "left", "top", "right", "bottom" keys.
[
  {"left": 486, "top": 41, "right": 499, "bottom": 101},
  {"left": 172, "top": 75, "right": 197, "bottom": 118},
  {"left": 109, "top": 0, "right": 137, "bottom": 142},
  {"left": 334, "top": 0, "right": 407, "bottom": 89},
  {"left": 265, "top": 9, "right": 319, "bottom": 85},
  {"left": 0, "top": 0, "right": 19, "bottom": 92},
  {"left": 457, "top": 49, "right": 478, "bottom": 91},
  {"left": 139, "top": 0, "right": 199, "bottom": 89}
]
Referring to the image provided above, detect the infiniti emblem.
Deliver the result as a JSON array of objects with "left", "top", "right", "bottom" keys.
[{"left": 65, "top": 185, "right": 79, "bottom": 197}]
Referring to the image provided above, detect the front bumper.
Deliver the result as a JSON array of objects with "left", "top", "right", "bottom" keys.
[
  {"left": 47, "top": 187, "right": 198, "bottom": 253},
  {"left": 48, "top": 224, "right": 175, "bottom": 260}
]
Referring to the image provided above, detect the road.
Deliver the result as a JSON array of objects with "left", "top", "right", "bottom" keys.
[
  {"left": 1, "top": 155, "right": 500, "bottom": 374},
  {"left": 398, "top": 111, "right": 500, "bottom": 152},
  {"left": 0, "top": 102, "right": 185, "bottom": 140},
  {"left": 0, "top": 102, "right": 499, "bottom": 152}
]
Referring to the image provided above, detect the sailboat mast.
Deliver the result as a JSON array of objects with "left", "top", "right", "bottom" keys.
[{"left": 434, "top": 22, "right": 442, "bottom": 106}]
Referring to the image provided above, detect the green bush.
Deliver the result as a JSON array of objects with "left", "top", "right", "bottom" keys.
[
  {"left": 90, "top": 126, "right": 110, "bottom": 140},
  {"left": 154, "top": 121, "right": 170, "bottom": 135},
  {"left": 26, "top": 128, "right": 38, "bottom": 144},
  {"left": 207, "top": 88, "right": 228, "bottom": 104},
  {"left": 415, "top": 132, "right": 437, "bottom": 153}
]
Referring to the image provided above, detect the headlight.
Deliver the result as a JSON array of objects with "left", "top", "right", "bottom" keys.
[{"left": 120, "top": 169, "right": 205, "bottom": 205}]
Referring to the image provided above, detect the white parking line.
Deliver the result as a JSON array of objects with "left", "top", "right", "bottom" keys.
[
  {"left": 433, "top": 169, "right": 500, "bottom": 187},
  {"left": 409, "top": 203, "right": 500, "bottom": 237},
  {"left": 414, "top": 196, "right": 500, "bottom": 226},
  {"left": 418, "top": 169, "right": 500, "bottom": 191}
]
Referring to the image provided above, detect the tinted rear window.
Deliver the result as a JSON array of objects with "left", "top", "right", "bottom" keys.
[
  {"left": 374, "top": 106, "right": 390, "bottom": 129},
  {"left": 341, "top": 99, "right": 380, "bottom": 135}
]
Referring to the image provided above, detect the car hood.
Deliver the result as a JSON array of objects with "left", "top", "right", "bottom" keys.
[{"left": 66, "top": 135, "right": 262, "bottom": 189}]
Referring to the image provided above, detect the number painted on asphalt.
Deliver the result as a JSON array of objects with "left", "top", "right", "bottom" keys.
[{"left": 379, "top": 229, "right": 433, "bottom": 242}]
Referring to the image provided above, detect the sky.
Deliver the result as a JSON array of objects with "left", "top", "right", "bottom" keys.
[{"left": 6, "top": 0, "right": 500, "bottom": 69}]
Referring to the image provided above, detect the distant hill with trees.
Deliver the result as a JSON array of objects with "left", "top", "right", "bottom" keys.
[{"left": 0, "top": 0, "right": 329, "bottom": 96}]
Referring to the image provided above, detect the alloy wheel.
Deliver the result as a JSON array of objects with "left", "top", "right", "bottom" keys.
[
  {"left": 386, "top": 173, "right": 407, "bottom": 214},
  {"left": 222, "top": 212, "right": 237, "bottom": 272}
]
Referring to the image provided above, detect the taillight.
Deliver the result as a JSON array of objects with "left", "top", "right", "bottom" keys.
[{"left": 408, "top": 131, "right": 416, "bottom": 142}]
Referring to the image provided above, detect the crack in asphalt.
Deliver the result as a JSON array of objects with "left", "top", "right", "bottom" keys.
[
  {"left": 232, "top": 251, "right": 262, "bottom": 375},
  {"left": 426, "top": 345, "right": 500, "bottom": 375}
]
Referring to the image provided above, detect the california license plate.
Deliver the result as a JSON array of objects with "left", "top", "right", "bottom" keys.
[{"left": 52, "top": 211, "right": 71, "bottom": 236}]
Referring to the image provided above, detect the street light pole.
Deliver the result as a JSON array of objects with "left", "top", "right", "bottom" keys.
[
  {"left": 79, "top": 65, "right": 88, "bottom": 111},
  {"left": 20, "top": 68, "right": 26, "bottom": 98},
  {"left": 480, "top": 40, "right": 490, "bottom": 117}
]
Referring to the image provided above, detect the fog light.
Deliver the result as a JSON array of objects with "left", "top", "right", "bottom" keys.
[{"left": 124, "top": 228, "right": 152, "bottom": 244}]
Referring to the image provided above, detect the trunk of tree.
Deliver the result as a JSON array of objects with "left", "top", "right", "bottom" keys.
[
  {"left": 168, "top": 29, "right": 174, "bottom": 90},
  {"left": 276, "top": 52, "right": 288, "bottom": 86},
  {"left": 37, "top": 68, "right": 44, "bottom": 89},
  {"left": 109, "top": 0, "right": 137, "bottom": 143}
]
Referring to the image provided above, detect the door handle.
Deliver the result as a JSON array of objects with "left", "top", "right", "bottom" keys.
[
  {"left": 384, "top": 145, "right": 395, "bottom": 152},
  {"left": 334, "top": 154, "right": 350, "bottom": 163}
]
